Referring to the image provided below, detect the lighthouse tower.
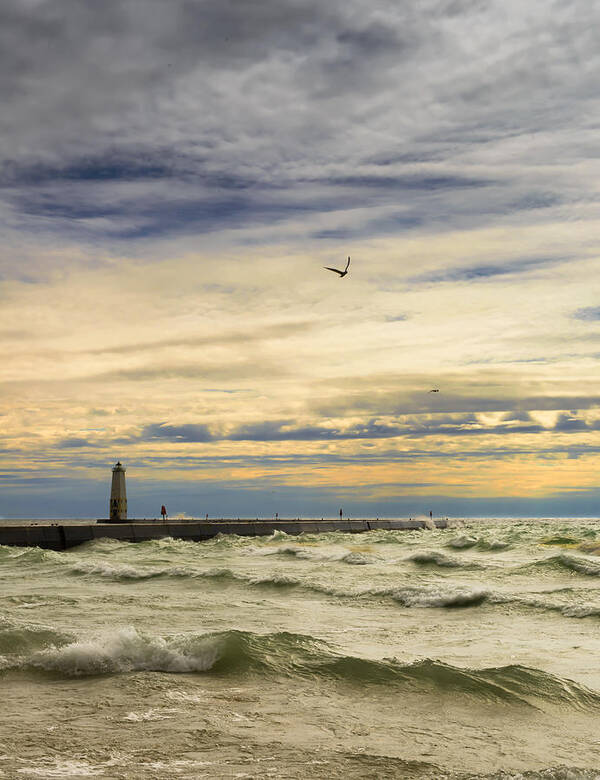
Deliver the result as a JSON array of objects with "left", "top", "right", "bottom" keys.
[{"left": 109, "top": 462, "right": 127, "bottom": 522}]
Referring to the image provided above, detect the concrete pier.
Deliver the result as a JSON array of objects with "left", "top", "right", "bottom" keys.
[{"left": 0, "top": 518, "right": 448, "bottom": 550}]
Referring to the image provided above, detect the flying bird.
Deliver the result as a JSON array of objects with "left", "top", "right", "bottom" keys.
[
  {"left": 324, "top": 256, "right": 350, "bottom": 278},
  {"left": 429, "top": 389, "right": 440, "bottom": 393}
]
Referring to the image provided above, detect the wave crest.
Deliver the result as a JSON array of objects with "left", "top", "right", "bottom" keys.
[
  {"left": 408, "top": 550, "right": 479, "bottom": 569},
  {"left": 446, "top": 535, "right": 478, "bottom": 549},
  {"left": 5, "top": 626, "right": 599, "bottom": 711},
  {"left": 388, "top": 585, "right": 489, "bottom": 608},
  {"left": 0, "top": 616, "right": 71, "bottom": 655},
  {"left": 531, "top": 554, "right": 600, "bottom": 577}
]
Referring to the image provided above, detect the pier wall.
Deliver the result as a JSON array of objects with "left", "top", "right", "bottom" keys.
[{"left": 0, "top": 518, "right": 447, "bottom": 550}]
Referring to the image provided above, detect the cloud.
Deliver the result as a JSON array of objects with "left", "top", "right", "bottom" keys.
[
  {"left": 409, "top": 255, "right": 568, "bottom": 285},
  {"left": 0, "top": 0, "right": 596, "bottom": 249},
  {"left": 131, "top": 411, "right": 600, "bottom": 445},
  {"left": 142, "top": 423, "right": 214, "bottom": 443},
  {"left": 86, "top": 362, "right": 285, "bottom": 384},
  {"left": 84, "top": 321, "right": 316, "bottom": 356},
  {"left": 573, "top": 306, "right": 600, "bottom": 321},
  {"left": 57, "top": 436, "right": 100, "bottom": 449},
  {"left": 312, "top": 389, "right": 600, "bottom": 417}
]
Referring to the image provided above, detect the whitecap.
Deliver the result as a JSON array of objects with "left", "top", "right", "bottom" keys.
[
  {"left": 28, "top": 626, "right": 222, "bottom": 676},
  {"left": 447, "top": 535, "right": 478, "bottom": 549},
  {"left": 389, "top": 585, "right": 489, "bottom": 608}
]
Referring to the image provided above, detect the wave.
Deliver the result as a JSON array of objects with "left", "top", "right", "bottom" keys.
[
  {"left": 59, "top": 555, "right": 600, "bottom": 620},
  {"left": 0, "top": 616, "right": 72, "bottom": 655},
  {"left": 540, "top": 535, "right": 580, "bottom": 547},
  {"left": 556, "top": 604, "right": 600, "bottom": 619},
  {"left": 196, "top": 566, "right": 299, "bottom": 588},
  {"left": 446, "top": 535, "right": 478, "bottom": 549},
  {"left": 529, "top": 554, "right": 600, "bottom": 577},
  {"left": 0, "top": 545, "right": 62, "bottom": 565},
  {"left": 2, "top": 594, "right": 79, "bottom": 609},
  {"left": 198, "top": 568, "right": 493, "bottom": 608},
  {"left": 577, "top": 541, "right": 600, "bottom": 556},
  {"left": 497, "top": 593, "right": 600, "bottom": 620},
  {"left": 446, "top": 534, "right": 511, "bottom": 552},
  {"left": 262, "top": 545, "right": 379, "bottom": 565},
  {"left": 342, "top": 551, "right": 379, "bottom": 565},
  {"left": 67, "top": 559, "right": 304, "bottom": 585},
  {"left": 476, "top": 538, "right": 510, "bottom": 551},
  {"left": 68, "top": 559, "right": 197, "bottom": 580},
  {"left": 408, "top": 550, "right": 483, "bottom": 569},
  {"left": 386, "top": 585, "right": 490, "bottom": 608},
  {"left": 62, "top": 559, "right": 499, "bottom": 610},
  {"left": 3, "top": 626, "right": 599, "bottom": 710}
]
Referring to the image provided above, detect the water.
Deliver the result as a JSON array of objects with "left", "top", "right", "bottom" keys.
[{"left": 1, "top": 519, "right": 600, "bottom": 778}]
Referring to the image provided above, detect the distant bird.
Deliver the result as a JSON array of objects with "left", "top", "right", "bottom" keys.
[
  {"left": 429, "top": 389, "right": 440, "bottom": 393},
  {"left": 324, "top": 256, "right": 350, "bottom": 278}
]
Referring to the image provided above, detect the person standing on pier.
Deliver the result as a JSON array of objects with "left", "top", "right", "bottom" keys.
[
  {"left": 339, "top": 508, "right": 343, "bottom": 520},
  {"left": 161, "top": 505, "right": 167, "bottom": 520}
]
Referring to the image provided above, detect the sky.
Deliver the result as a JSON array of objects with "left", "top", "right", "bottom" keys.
[{"left": 2, "top": 0, "right": 600, "bottom": 518}]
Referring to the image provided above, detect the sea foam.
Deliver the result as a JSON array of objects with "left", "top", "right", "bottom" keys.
[{"left": 27, "top": 626, "right": 222, "bottom": 675}]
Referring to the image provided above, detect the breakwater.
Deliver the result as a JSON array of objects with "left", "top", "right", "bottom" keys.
[{"left": 0, "top": 518, "right": 447, "bottom": 550}]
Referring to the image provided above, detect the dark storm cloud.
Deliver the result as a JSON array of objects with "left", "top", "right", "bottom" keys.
[
  {"left": 7, "top": 158, "right": 437, "bottom": 240},
  {"left": 323, "top": 174, "right": 492, "bottom": 191},
  {"left": 0, "top": 0, "right": 595, "bottom": 252},
  {"left": 0, "top": 156, "right": 179, "bottom": 186},
  {"left": 9, "top": 182, "right": 341, "bottom": 240}
]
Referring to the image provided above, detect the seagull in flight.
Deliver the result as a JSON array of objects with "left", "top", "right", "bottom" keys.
[{"left": 324, "top": 256, "right": 350, "bottom": 278}]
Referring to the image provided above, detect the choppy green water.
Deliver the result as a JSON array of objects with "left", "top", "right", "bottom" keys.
[{"left": 2, "top": 519, "right": 600, "bottom": 779}]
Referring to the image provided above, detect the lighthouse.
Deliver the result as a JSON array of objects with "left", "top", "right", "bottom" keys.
[{"left": 109, "top": 461, "right": 127, "bottom": 522}]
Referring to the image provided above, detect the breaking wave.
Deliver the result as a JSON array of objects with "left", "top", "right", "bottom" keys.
[
  {"left": 197, "top": 568, "right": 493, "bottom": 608},
  {"left": 476, "top": 538, "right": 510, "bottom": 551},
  {"left": 446, "top": 535, "right": 510, "bottom": 552},
  {"left": 408, "top": 550, "right": 481, "bottom": 569},
  {"left": 2, "top": 626, "right": 599, "bottom": 710},
  {"left": 0, "top": 545, "right": 63, "bottom": 565},
  {"left": 528, "top": 554, "right": 600, "bottom": 577},
  {"left": 446, "top": 535, "right": 478, "bottom": 549},
  {"left": 27, "top": 555, "right": 598, "bottom": 621},
  {"left": 387, "top": 585, "right": 490, "bottom": 608},
  {"left": 259, "top": 545, "right": 380, "bottom": 565},
  {"left": 68, "top": 559, "right": 196, "bottom": 580},
  {"left": 66, "top": 561, "right": 600, "bottom": 617}
]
